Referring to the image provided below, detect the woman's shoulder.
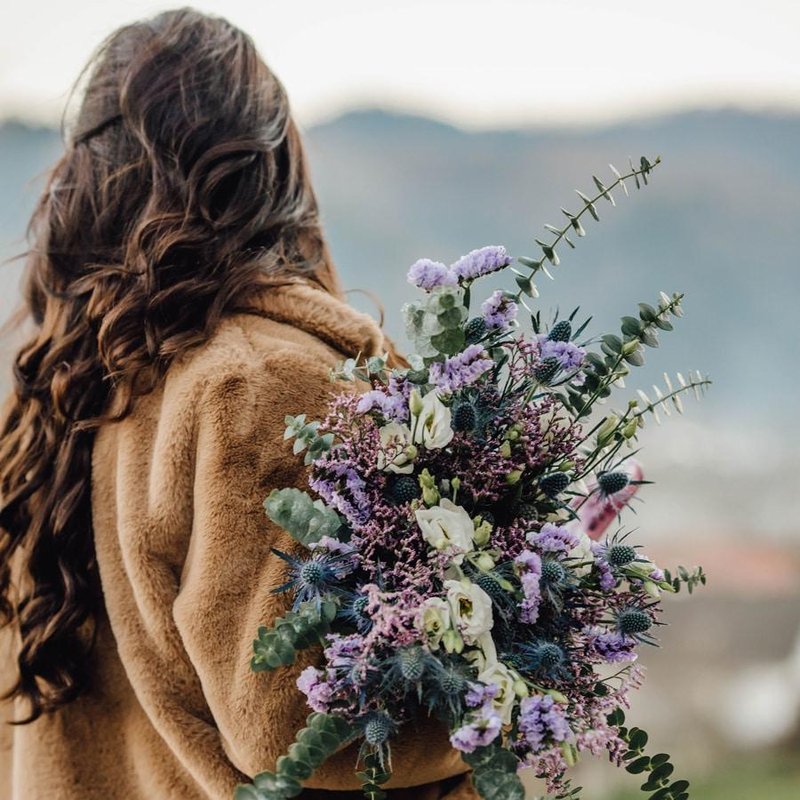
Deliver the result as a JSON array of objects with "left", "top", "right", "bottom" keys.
[
  {"left": 96, "top": 281, "right": 385, "bottom": 459},
  {"left": 174, "top": 280, "right": 384, "bottom": 397}
]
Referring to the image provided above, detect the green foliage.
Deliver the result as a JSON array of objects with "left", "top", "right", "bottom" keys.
[
  {"left": 234, "top": 713, "right": 356, "bottom": 800},
  {"left": 356, "top": 751, "right": 392, "bottom": 800},
  {"left": 251, "top": 596, "right": 338, "bottom": 672},
  {"left": 662, "top": 565, "right": 707, "bottom": 595},
  {"left": 513, "top": 157, "right": 660, "bottom": 299},
  {"left": 563, "top": 291, "right": 685, "bottom": 419},
  {"left": 462, "top": 742, "right": 526, "bottom": 800},
  {"left": 607, "top": 709, "right": 691, "bottom": 800},
  {"left": 331, "top": 353, "right": 391, "bottom": 383},
  {"left": 264, "top": 488, "right": 342, "bottom": 547},
  {"left": 633, "top": 372, "right": 712, "bottom": 426},
  {"left": 284, "top": 414, "right": 335, "bottom": 465},
  {"left": 403, "top": 285, "right": 468, "bottom": 358}
]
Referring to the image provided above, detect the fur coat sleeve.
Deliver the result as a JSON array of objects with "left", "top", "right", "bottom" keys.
[{"left": 82, "top": 281, "right": 473, "bottom": 799}]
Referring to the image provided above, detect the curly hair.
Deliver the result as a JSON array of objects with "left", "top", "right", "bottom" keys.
[{"left": 0, "top": 7, "right": 341, "bottom": 722}]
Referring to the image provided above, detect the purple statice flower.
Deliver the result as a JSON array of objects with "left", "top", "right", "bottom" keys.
[
  {"left": 450, "top": 706, "right": 503, "bottom": 753},
  {"left": 528, "top": 522, "right": 579, "bottom": 556},
  {"left": 310, "top": 463, "right": 371, "bottom": 526},
  {"left": 465, "top": 681, "right": 499, "bottom": 709},
  {"left": 450, "top": 245, "right": 513, "bottom": 283},
  {"left": 585, "top": 627, "right": 638, "bottom": 663},
  {"left": 428, "top": 344, "right": 493, "bottom": 393},
  {"left": 323, "top": 633, "right": 371, "bottom": 690},
  {"left": 515, "top": 549, "right": 543, "bottom": 624},
  {"left": 481, "top": 290, "right": 518, "bottom": 330},
  {"left": 591, "top": 542, "right": 617, "bottom": 591},
  {"left": 297, "top": 666, "right": 334, "bottom": 713},
  {"left": 537, "top": 336, "right": 586, "bottom": 371},
  {"left": 649, "top": 567, "right": 665, "bottom": 582},
  {"left": 356, "top": 376, "right": 411, "bottom": 424},
  {"left": 518, "top": 695, "right": 571, "bottom": 753},
  {"left": 408, "top": 258, "right": 458, "bottom": 291}
]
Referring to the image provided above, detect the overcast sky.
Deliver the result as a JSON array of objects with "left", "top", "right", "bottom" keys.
[{"left": 1, "top": 1, "right": 798, "bottom": 129}]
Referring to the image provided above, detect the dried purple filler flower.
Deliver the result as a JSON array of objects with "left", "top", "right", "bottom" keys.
[
  {"left": 450, "top": 245, "right": 513, "bottom": 282},
  {"left": 407, "top": 258, "right": 457, "bottom": 290},
  {"left": 428, "top": 344, "right": 493, "bottom": 393},
  {"left": 518, "top": 695, "right": 571, "bottom": 753},
  {"left": 481, "top": 290, "right": 518, "bottom": 330}
]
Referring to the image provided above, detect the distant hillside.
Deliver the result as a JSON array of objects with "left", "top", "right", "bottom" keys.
[{"left": 2, "top": 109, "right": 799, "bottom": 430}]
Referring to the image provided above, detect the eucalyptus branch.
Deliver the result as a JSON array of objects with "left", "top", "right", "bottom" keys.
[
  {"left": 513, "top": 156, "right": 661, "bottom": 300},
  {"left": 606, "top": 708, "right": 691, "bottom": 800},
  {"left": 634, "top": 372, "right": 712, "bottom": 425},
  {"left": 565, "top": 292, "right": 684, "bottom": 420}
]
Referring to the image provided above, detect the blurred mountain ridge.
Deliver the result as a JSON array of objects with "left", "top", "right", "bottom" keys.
[{"left": 2, "top": 107, "right": 798, "bottom": 472}]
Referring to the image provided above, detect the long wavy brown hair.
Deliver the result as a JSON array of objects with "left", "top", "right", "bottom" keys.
[{"left": 0, "top": 6, "right": 340, "bottom": 723}]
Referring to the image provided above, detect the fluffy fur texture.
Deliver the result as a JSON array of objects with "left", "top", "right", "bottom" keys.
[{"left": 0, "top": 281, "right": 473, "bottom": 799}]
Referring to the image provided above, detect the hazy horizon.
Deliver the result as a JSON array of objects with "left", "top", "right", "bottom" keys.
[{"left": 2, "top": 1, "right": 799, "bottom": 131}]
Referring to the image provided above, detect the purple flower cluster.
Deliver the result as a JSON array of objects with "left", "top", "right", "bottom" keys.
[
  {"left": 529, "top": 522, "right": 579, "bottom": 555},
  {"left": 428, "top": 344, "right": 494, "bottom": 393},
  {"left": 537, "top": 335, "right": 586, "bottom": 371},
  {"left": 481, "top": 290, "right": 518, "bottom": 330},
  {"left": 465, "top": 681, "right": 499, "bottom": 708},
  {"left": 356, "top": 376, "right": 411, "bottom": 423},
  {"left": 450, "top": 682, "right": 503, "bottom": 753},
  {"left": 591, "top": 543, "right": 618, "bottom": 591},
  {"left": 407, "top": 258, "right": 457, "bottom": 290},
  {"left": 515, "top": 550, "right": 543, "bottom": 624},
  {"left": 407, "top": 246, "right": 513, "bottom": 290},
  {"left": 518, "top": 695, "right": 571, "bottom": 753},
  {"left": 585, "top": 627, "right": 638, "bottom": 663},
  {"left": 451, "top": 245, "right": 514, "bottom": 282},
  {"left": 297, "top": 666, "right": 334, "bottom": 712}
]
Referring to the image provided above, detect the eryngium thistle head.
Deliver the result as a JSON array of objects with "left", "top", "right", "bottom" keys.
[
  {"left": 547, "top": 320, "right": 572, "bottom": 342},
  {"left": 608, "top": 544, "right": 637, "bottom": 566},
  {"left": 364, "top": 713, "right": 394, "bottom": 745},
  {"left": 465, "top": 317, "right": 488, "bottom": 344},
  {"left": 298, "top": 560, "right": 325, "bottom": 586},
  {"left": 533, "top": 356, "right": 560, "bottom": 385},
  {"left": 617, "top": 608, "right": 652, "bottom": 635},
  {"left": 540, "top": 559, "right": 566, "bottom": 585},
  {"left": 391, "top": 475, "right": 421, "bottom": 504},
  {"left": 598, "top": 471, "right": 630, "bottom": 495},
  {"left": 438, "top": 667, "right": 467, "bottom": 696},
  {"left": 452, "top": 401, "right": 478, "bottom": 432},
  {"left": 537, "top": 642, "right": 566, "bottom": 669},
  {"left": 475, "top": 572, "right": 505, "bottom": 601},
  {"left": 539, "top": 471, "right": 570, "bottom": 497},
  {"left": 399, "top": 646, "right": 427, "bottom": 682}
]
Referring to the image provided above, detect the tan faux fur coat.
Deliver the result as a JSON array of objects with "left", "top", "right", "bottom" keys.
[{"left": 0, "top": 281, "right": 475, "bottom": 799}]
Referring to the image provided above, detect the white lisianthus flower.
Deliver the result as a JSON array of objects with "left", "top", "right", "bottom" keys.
[
  {"left": 444, "top": 579, "right": 493, "bottom": 644},
  {"left": 376, "top": 421, "right": 415, "bottom": 474},
  {"left": 567, "top": 528, "right": 595, "bottom": 577},
  {"left": 478, "top": 660, "right": 518, "bottom": 725},
  {"left": 467, "top": 631, "right": 499, "bottom": 673},
  {"left": 411, "top": 390, "right": 454, "bottom": 449},
  {"left": 417, "top": 597, "right": 451, "bottom": 649},
  {"left": 415, "top": 499, "right": 475, "bottom": 564}
]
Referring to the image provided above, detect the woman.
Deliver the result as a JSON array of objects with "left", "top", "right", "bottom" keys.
[{"left": 0, "top": 8, "right": 475, "bottom": 799}]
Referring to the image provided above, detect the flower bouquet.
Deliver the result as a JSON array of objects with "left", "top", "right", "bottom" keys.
[{"left": 236, "top": 157, "right": 709, "bottom": 800}]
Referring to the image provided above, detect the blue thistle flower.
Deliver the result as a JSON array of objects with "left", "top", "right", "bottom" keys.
[
  {"left": 271, "top": 547, "right": 354, "bottom": 611},
  {"left": 423, "top": 658, "right": 470, "bottom": 721},
  {"left": 614, "top": 606, "right": 659, "bottom": 645},
  {"left": 597, "top": 471, "right": 631, "bottom": 496},
  {"left": 547, "top": 320, "right": 572, "bottom": 342},
  {"left": 339, "top": 591, "right": 373, "bottom": 633},
  {"left": 516, "top": 640, "right": 572, "bottom": 681},
  {"left": 363, "top": 712, "right": 395, "bottom": 745}
]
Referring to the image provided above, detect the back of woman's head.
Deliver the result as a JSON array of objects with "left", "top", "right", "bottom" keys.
[{"left": 0, "top": 6, "right": 338, "bottom": 721}]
